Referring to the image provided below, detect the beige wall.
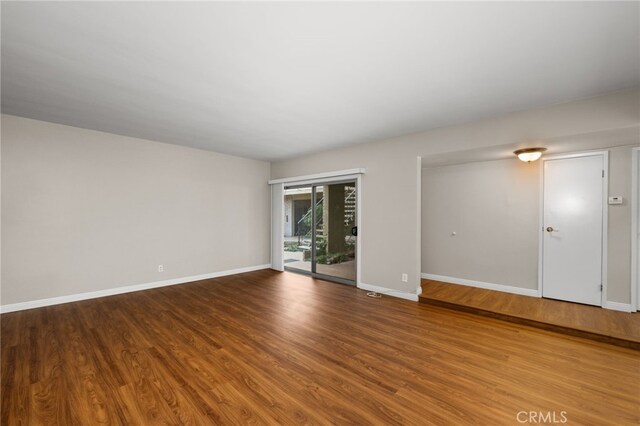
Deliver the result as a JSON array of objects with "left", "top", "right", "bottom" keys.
[
  {"left": 422, "top": 158, "right": 540, "bottom": 290},
  {"left": 1, "top": 115, "right": 271, "bottom": 305},
  {"left": 2, "top": 89, "right": 638, "bottom": 306},
  {"left": 271, "top": 89, "right": 640, "bottom": 300},
  {"left": 275, "top": 147, "right": 422, "bottom": 293},
  {"left": 421, "top": 145, "right": 636, "bottom": 303},
  {"left": 607, "top": 146, "right": 634, "bottom": 303}
]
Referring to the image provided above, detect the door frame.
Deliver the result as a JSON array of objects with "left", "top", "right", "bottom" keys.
[
  {"left": 538, "top": 150, "right": 609, "bottom": 308},
  {"left": 632, "top": 147, "right": 640, "bottom": 311},
  {"left": 271, "top": 170, "right": 363, "bottom": 287}
]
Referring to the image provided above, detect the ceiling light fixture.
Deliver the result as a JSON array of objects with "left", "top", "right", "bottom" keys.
[{"left": 514, "top": 147, "right": 546, "bottom": 163}]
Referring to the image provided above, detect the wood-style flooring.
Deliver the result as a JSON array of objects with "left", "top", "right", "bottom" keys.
[
  {"left": 420, "top": 279, "right": 640, "bottom": 349},
  {"left": 2, "top": 270, "right": 639, "bottom": 425}
]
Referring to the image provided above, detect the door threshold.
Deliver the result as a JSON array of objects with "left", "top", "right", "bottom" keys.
[{"left": 284, "top": 267, "right": 356, "bottom": 286}]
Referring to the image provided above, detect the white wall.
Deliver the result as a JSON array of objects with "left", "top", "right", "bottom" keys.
[
  {"left": 1, "top": 115, "right": 271, "bottom": 306},
  {"left": 421, "top": 145, "right": 636, "bottom": 304},
  {"left": 271, "top": 89, "right": 640, "bottom": 299}
]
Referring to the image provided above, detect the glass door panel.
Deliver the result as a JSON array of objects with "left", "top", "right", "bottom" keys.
[
  {"left": 314, "top": 182, "right": 356, "bottom": 283},
  {"left": 283, "top": 185, "right": 313, "bottom": 274}
]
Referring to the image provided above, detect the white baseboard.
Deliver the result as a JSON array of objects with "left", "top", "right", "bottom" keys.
[
  {"left": 421, "top": 273, "right": 540, "bottom": 298},
  {"left": 422, "top": 273, "right": 636, "bottom": 312},
  {"left": 357, "top": 282, "right": 419, "bottom": 302},
  {"left": 603, "top": 301, "right": 634, "bottom": 313},
  {"left": 0, "top": 264, "right": 271, "bottom": 314}
]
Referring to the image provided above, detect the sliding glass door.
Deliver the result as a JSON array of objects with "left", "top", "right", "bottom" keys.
[{"left": 283, "top": 180, "right": 357, "bottom": 285}]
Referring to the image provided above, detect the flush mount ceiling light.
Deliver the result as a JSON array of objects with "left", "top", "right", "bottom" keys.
[{"left": 514, "top": 147, "right": 547, "bottom": 163}]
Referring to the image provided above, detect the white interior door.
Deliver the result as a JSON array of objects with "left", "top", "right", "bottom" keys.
[{"left": 542, "top": 154, "right": 605, "bottom": 306}]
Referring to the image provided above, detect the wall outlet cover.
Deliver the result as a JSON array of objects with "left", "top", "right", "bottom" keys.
[{"left": 608, "top": 196, "right": 623, "bottom": 205}]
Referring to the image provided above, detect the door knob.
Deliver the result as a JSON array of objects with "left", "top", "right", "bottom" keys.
[{"left": 546, "top": 226, "right": 557, "bottom": 233}]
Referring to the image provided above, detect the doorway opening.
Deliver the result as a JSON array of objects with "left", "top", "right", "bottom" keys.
[{"left": 283, "top": 180, "right": 357, "bottom": 285}]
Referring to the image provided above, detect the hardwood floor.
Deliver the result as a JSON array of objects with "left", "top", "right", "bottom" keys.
[
  {"left": 2, "top": 270, "right": 639, "bottom": 425},
  {"left": 420, "top": 279, "right": 640, "bottom": 349}
]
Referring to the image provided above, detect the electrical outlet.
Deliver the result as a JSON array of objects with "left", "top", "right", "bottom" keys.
[
  {"left": 608, "top": 196, "right": 623, "bottom": 205},
  {"left": 158, "top": 264, "right": 164, "bottom": 273},
  {"left": 401, "top": 273, "right": 408, "bottom": 282}
]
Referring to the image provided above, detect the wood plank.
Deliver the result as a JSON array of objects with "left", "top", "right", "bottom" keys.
[
  {"left": 420, "top": 279, "right": 640, "bottom": 349},
  {"left": 1, "top": 270, "right": 638, "bottom": 425}
]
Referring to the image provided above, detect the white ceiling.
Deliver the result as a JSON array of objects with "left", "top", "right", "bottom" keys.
[{"left": 2, "top": 2, "right": 638, "bottom": 161}]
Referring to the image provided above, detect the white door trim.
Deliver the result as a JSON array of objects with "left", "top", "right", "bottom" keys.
[
  {"left": 270, "top": 183, "right": 285, "bottom": 271},
  {"left": 537, "top": 157, "right": 544, "bottom": 297},
  {"left": 355, "top": 174, "right": 363, "bottom": 287},
  {"left": 539, "top": 150, "right": 609, "bottom": 308},
  {"left": 416, "top": 157, "right": 422, "bottom": 295},
  {"left": 631, "top": 147, "right": 640, "bottom": 311}
]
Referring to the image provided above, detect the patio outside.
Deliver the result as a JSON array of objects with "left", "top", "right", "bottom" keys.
[{"left": 284, "top": 184, "right": 356, "bottom": 282}]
